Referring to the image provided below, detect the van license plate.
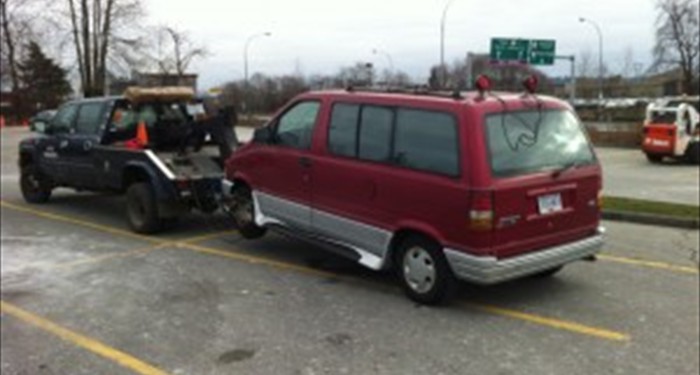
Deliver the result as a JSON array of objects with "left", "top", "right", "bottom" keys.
[{"left": 538, "top": 193, "right": 563, "bottom": 215}]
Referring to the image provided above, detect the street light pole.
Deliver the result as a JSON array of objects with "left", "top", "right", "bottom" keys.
[
  {"left": 243, "top": 31, "right": 271, "bottom": 113},
  {"left": 440, "top": 0, "right": 456, "bottom": 88},
  {"left": 579, "top": 17, "right": 603, "bottom": 110}
]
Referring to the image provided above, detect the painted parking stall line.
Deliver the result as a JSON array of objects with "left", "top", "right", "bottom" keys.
[
  {"left": 1, "top": 200, "right": 632, "bottom": 342},
  {"left": 1, "top": 301, "right": 171, "bottom": 375},
  {"left": 598, "top": 254, "right": 698, "bottom": 274}
]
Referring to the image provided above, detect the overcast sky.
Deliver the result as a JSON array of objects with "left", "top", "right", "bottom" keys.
[{"left": 144, "top": 0, "right": 658, "bottom": 90}]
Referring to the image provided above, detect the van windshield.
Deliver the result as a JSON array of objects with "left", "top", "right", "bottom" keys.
[{"left": 485, "top": 109, "right": 595, "bottom": 178}]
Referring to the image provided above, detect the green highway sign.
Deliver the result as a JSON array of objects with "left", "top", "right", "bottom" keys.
[
  {"left": 490, "top": 38, "right": 530, "bottom": 63},
  {"left": 528, "top": 39, "right": 556, "bottom": 65},
  {"left": 490, "top": 38, "right": 556, "bottom": 65}
]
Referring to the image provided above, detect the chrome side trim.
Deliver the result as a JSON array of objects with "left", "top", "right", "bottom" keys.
[
  {"left": 145, "top": 150, "right": 176, "bottom": 180},
  {"left": 445, "top": 227, "right": 605, "bottom": 284},
  {"left": 251, "top": 190, "right": 389, "bottom": 270},
  {"left": 313, "top": 235, "right": 385, "bottom": 270},
  {"left": 253, "top": 191, "right": 308, "bottom": 229},
  {"left": 312, "top": 209, "right": 392, "bottom": 262}
]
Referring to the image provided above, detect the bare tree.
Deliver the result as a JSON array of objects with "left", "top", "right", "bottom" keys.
[
  {"left": 622, "top": 46, "right": 635, "bottom": 78},
  {"left": 152, "top": 26, "right": 208, "bottom": 77},
  {"left": 653, "top": 0, "right": 700, "bottom": 94},
  {"left": 577, "top": 48, "right": 594, "bottom": 78},
  {"left": 66, "top": 0, "right": 144, "bottom": 97},
  {"left": 0, "top": 0, "right": 40, "bottom": 93}
]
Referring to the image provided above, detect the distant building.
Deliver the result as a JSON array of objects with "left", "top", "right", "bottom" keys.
[{"left": 556, "top": 67, "right": 694, "bottom": 100}]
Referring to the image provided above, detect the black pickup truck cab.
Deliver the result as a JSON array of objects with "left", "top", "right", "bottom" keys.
[{"left": 18, "top": 88, "right": 235, "bottom": 233}]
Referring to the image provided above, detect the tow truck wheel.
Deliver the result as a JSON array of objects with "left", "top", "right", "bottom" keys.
[
  {"left": 20, "top": 165, "right": 52, "bottom": 204},
  {"left": 126, "top": 182, "right": 162, "bottom": 234},
  {"left": 229, "top": 185, "right": 266, "bottom": 239},
  {"left": 645, "top": 153, "right": 663, "bottom": 163}
]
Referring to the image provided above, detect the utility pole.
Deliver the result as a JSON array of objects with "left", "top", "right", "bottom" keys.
[{"left": 556, "top": 55, "right": 576, "bottom": 102}]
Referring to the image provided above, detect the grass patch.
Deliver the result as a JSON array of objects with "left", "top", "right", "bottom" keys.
[{"left": 603, "top": 196, "right": 700, "bottom": 219}]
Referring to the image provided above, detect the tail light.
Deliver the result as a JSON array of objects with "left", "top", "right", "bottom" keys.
[
  {"left": 642, "top": 127, "right": 649, "bottom": 134},
  {"left": 469, "top": 191, "right": 494, "bottom": 231},
  {"left": 667, "top": 128, "right": 675, "bottom": 137}
]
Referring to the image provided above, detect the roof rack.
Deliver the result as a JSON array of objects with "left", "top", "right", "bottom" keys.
[{"left": 344, "top": 85, "right": 464, "bottom": 100}]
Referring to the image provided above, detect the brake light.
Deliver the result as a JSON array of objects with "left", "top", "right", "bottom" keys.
[{"left": 469, "top": 191, "right": 494, "bottom": 231}]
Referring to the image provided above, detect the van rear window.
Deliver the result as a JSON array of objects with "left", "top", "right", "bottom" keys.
[{"left": 485, "top": 109, "right": 595, "bottom": 177}]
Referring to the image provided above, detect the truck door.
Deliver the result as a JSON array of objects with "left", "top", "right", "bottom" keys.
[
  {"left": 39, "top": 103, "right": 79, "bottom": 184},
  {"left": 60, "top": 101, "right": 107, "bottom": 189}
]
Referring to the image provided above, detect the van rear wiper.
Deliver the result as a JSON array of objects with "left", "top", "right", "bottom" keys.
[{"left": 551, "top": 161, "right": 579, "bottom": 178}]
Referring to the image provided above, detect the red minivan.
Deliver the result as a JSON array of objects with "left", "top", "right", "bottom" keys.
[{"left": 223, "top": 86, "right": 605, "bottom": 304}]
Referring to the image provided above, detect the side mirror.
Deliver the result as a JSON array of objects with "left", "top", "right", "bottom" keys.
[
  {"left": 32, "top": 121, "right": 47, "bottom": 133},
  {"left": 252, "top": 126, "right": 273, "bottom": 144}
]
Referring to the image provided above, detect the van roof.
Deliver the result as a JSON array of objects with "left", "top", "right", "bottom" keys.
[{"left": 302, "top": 89, "right": 570, "bottom": 112}]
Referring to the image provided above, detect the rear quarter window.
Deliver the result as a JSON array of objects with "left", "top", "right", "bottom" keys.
[{"left": 394, "top": 109, "right": 459, "bottom": 176}]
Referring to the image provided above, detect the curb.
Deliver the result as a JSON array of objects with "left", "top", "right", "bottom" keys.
[{"left": 603, "top": 210, "right": 700, "bottom": 229}]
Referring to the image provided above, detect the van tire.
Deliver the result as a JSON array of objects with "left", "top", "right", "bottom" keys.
[
  {"left": 395, "top": 235, "right": 455, "bottom": 305},
  {"left": 20, "top": 165, "right": 52, "bottom": 204},
  {"left": 229, "top": 185, "right": 266, "bottom": 239},
  {"left": 126, "top": 182, "right": 162, "bottom": 234},
  {"left": 645, "top": 153, "right": 663, "bottom": 163}
]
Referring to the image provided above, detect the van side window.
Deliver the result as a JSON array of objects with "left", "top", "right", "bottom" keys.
[
  {"left": 275, "top": 101, "right": 321, "bottom": 150},
  {"left": 358, "top": 105, "right": 393, "bottom": 162},
  {"left": 75, "top": 102, "right": 105, "bottom": 134},
  {"left": 328, "top": 103, "right": 360, "bottom": 157},
  {"left": 394, "top": 109, "right": 459, "bottom": 176}
]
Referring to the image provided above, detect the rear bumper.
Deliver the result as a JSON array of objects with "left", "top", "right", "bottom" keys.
[{"left": 445, "top": 227, "right": 605, "bottom": 285}]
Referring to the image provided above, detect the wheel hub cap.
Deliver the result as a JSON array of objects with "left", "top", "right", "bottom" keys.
[{"left": 403, "top": 247, "right": 436, "bottom": 294}]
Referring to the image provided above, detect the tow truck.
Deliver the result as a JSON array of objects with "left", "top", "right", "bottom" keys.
[
  {"left": 18, "top": 87, "right": 238, "bottom": 233},
  {"left": 642, "top": 96, "right": 700, "bottom": 164}
]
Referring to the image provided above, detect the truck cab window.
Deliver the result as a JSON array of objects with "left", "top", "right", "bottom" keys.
[{"left": 75, "top": 102, "right": 105, "bottom": 134}]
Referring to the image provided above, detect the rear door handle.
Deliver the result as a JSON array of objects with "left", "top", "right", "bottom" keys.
[{"left": 299, "top": 156, "right": 312, "bottom": 168}]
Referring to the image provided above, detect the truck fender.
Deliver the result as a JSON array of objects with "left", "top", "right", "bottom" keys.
[{"left": 122, "top": 161, "right": 176, "bottom": 201}]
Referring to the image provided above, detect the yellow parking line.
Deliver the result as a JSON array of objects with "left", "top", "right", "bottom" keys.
[
  {"left": 178, "top": 230, "right": 239, "bottom": 244},
  {"left": 1, "top": 201, "right": 631, "bottom": 342},
  {"left": 0, "top": 200, "right": 160, "bottom": 244},
  {"left": 467, "top": 303, "right": 630, "bottom": 342},
  {"left": 179, "top": 242, "right": 335, "bottom": 279},
  {"left": 0, "top": 301, "right": 170, "bottom": 375},
  {"left": 599, "top": 254, "right": 699, "bottom": 275}
]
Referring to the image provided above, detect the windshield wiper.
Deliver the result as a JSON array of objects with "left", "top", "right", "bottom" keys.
[{"left": 551, "top": 161, "right": 580, "bottom": 178}]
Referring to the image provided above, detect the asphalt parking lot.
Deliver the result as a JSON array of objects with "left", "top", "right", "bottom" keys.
[
  {"left": 1, "top": 127, "right": 699, "bottom": 375},
  {"left": 596, "top": 147, "right": 700, "bottom": 205}
]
